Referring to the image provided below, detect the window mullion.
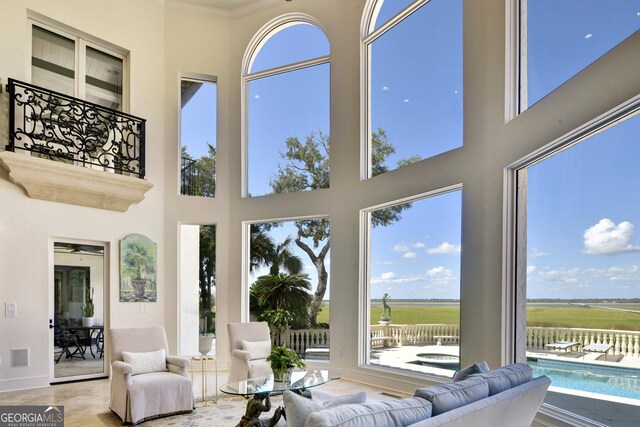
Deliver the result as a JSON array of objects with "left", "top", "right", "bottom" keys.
[{"left": 77, "top": 38, "right": 86, "bottom": 100}]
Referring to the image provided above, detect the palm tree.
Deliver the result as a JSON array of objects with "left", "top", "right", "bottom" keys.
[
  {"left": 268, "top": 237, "right": 303, "bottom": 275},
  {"left": 250, "top": 273, "right": 312, "bottom": 328},
  {"left": 249, "top": 224, "right": 275, "bottom": 272}
]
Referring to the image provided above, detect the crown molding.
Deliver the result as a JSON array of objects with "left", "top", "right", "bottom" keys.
[{"left": 165, "top": 0, "right": 284, "bottom": 19}]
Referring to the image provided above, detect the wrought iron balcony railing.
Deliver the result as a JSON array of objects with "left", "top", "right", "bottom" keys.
[
  {"left": 6, "top": 78, "right": 146, "bottom": 178},
  {"left": 180, "top": 156, "right": 197, "bottom": 196}
]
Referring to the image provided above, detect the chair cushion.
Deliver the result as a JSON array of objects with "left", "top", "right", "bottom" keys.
[
  {"left": 413, "top": 377, "right": 489, "bottom": 416},
  {"left": 283, "top": 390, "right": 367, "bottom": 427},
  {"left": 122, "top": 348, "right": 167, "bottom": 375},
  {"left": 452, "top": 361, "right": 490, "bottom": 382},
  {"left": 469, "top": 363, "right": 533, "bottom": 396},
  {"left": 305, "top": 397, "right": 432, "bottom": 427},
  {"left": 242, "top": 339, "right": 271, "bottom": 360}
]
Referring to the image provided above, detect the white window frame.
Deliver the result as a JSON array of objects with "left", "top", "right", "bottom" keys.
[
  {"left": 358, "top": 184, "right": 463, "bottom": 379},
  {"left": 242, "top": 214, "right": 331, "bottom": 325},
  {"left": 240, "top": 13, "right": 330, "bottom": 198},
  {"left": 28, "top": 16, "right": 130, "bottom": 112}
]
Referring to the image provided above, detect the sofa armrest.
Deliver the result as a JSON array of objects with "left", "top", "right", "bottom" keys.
[
  {"left": 231, "top": 349, "right": 252, "bottom": 361},
  {"left": 167, "top": 355, "right": 191, "bottom": 369},
  {"left": 112, "top": 360, "right": 133, "bottom": 375}
]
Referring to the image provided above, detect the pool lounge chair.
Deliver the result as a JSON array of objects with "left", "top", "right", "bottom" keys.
[
  {"left": 583, "top": 343, "right": 613, "bottom": 361},
  {"left": 544, "top": 341, "right": 581, "bottom": 352}
]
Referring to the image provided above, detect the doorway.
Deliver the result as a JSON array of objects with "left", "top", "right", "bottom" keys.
[{"left": 51, "top": 241, "right": 107, "bottom": 382}]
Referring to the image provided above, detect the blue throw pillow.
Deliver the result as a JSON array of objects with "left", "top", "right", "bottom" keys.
[{"left": 452, "top": 361, "right": 490, "bottom": 382}]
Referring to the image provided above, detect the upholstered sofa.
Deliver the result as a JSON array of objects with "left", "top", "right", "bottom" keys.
[{"left": 280, "top": 363, "right": 551, "bottom": 427}]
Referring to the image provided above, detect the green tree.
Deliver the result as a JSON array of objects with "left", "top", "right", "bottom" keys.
[
  {"left": 181, "top": 144, "right": 216, "bottom": 197},
  {"left": 269, "top": 128, "right": 419, "bottom": 325},
  {"left": 268, "top": 237, "right": 303, "bottom": 276},
  {"left": 250, "top": 273, "right": 313, "bottom": 329},
  {"left": 199, "top": 225, "right": 216, "bottom": 334},
  {"left": 249, "top": 224, "right": 276, "bottom": 272}
]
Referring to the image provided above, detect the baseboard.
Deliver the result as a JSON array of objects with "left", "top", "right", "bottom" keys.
[{"left": 0, "top": 375, "right": 49, "bottom": 393}]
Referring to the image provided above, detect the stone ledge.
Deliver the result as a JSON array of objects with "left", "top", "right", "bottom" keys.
[{"left": 0, "top": 151, "right": 153, "bottom": 212}]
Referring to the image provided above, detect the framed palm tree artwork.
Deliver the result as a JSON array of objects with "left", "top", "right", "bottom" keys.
[{"left": 120, "top": 234, "right": 157, "bottom": 302}]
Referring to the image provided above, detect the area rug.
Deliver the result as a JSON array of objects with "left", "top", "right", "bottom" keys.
[
  {"left": 95, "top": 380, "right": 399, "bottom": 426},
  {"left": 96, "top": 394, "right": 255, "bottom": 426}
]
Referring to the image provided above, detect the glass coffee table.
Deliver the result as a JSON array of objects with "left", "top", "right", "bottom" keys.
[{"left": 221, "top": 369, "right": 340, "bottom": 426}]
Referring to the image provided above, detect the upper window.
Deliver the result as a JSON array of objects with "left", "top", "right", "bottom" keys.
[
  {"left": 362, "top": 0, "right": 463, "bottom": 178},
  {"left": 520, "top": 0, "right": 640, "bottom": 110},
  {"left": 31, "top": 22, "right": 127, "bottom": 111},
  {"left": 243, "top": 16, "right": 330, "bottom": 198},
  {"left": 180, "top": 77, "right": 217, "bottom": 198}
]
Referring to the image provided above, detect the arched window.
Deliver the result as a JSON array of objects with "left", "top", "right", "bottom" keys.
[
  {"left": 242, "top": 15, "right": 330, "bottom": 198},
  {"left": 361, "top": 0, "right": 463, "bottom": 178}
]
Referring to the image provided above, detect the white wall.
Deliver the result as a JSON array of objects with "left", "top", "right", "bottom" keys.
[
  {"left": 0, "top": 0, "right": 168, "bottom": 391},
  {"left": 179, "top": 225, "right": 200, "bottom": 356}
]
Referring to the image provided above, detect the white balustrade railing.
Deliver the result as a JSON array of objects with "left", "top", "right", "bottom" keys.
[
  {"left": 525, "top": 327, "right": 640, "bottom": 358},
  {"left": 279, "top": 325, "right": 640, "bottom": 358}
]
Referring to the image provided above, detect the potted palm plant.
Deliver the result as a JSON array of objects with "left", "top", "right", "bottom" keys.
[
  {"left": 82, "top": 286, "right": 94, "bottom": 327},
  {"left": 267, "top": 344, "right": 306, "bottom": 382}
]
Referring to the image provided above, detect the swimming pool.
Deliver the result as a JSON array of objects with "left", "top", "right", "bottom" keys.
[{"left": 528, "top": 357, "right": 640, "bottom": 400}]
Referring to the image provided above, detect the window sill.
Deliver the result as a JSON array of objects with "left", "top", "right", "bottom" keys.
[{"left": 0, "top": 151, "right": 153, "bottom": 212}]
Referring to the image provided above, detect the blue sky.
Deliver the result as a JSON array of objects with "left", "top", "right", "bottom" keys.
[
  {"left": 183, "top": 1, "right": 640, "bottom": 301},
  {"left": 181, "top": 81, "right": 217, "bottom": 160}
]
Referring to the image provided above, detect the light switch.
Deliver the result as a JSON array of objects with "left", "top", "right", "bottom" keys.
[
  {"left": 5, "top": 302, "right": 16, "bottom": 318},
  {"left": 140, "top": 303, "right": 148, "bottom": 313}
]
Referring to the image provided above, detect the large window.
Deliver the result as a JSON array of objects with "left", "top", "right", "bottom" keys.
[
  {"left": 248, "top": 218, "right": 330, "bottom": 360},
  {"left": 362, "top": 0, "right": 463, "bottom": 178},
  {"left": 31, "top": 22, "right": 127, "bottom": 111},
  {"left": 364, "top": 189, "right": 462, "bottom": 377},
  {"left": 180, "top": 76, "right": 217, "bottom": 197},
  {"left": 520, "top": 0, "right": 639, "bottom": 110},
  {"left": 244, "top": 18, "right": 330, "bottom": 197},
  {"left": 516, "top": 106, "right": 640, "bottom": 423}
]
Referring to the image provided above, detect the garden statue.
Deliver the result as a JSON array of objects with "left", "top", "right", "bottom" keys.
[{"left": 381, "top": 293, "right": 392, "bottom": 321}]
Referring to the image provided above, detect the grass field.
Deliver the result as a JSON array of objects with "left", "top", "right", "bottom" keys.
[{"left": 314, "top": 302, "right": 640, "bottom": 330}]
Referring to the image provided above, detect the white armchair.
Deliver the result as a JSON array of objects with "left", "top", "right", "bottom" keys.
[
  {"left": 227, "top": 321, "right": 273, "bottom": 383},
  {"left": 109, "top": 326, "right": 194, "bottom": 425}
]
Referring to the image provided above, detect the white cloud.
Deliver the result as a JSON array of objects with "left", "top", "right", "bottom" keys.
[
  {"left": 403, "top": 99, "right": 410, "bottom": 103},
  {"left": 413, "top": 242, "right": 425, "bottom": 248},
  {"left": 426, "top": 266, "right": 456, "bottom": 285},
  {"left": 382, "top": 86, "right": 389, "bottom": 91},
  {"left": 403, "top": 252, "right": 417, "bottom": 259},
  {"left": 583, "top": 218, "right": 640, "bottom": 255},
  {"left": 380, "top": 272, "right": 397, "bottom": 280},
  {"left": 427, "top": 242, "right": 461, "bottom": 255},
  {"left": 584, "top": 33, "right": 593, "bottom": 39},
  {"left": 254, "top": 94, "right": 260, "bottom": 99},
  {"left": 528, "top": 264, "right": 640, "bottom": 285},
  {"left": 370, "top": 266, "right": 457, "bottom": 286},
  {"left": 527, "top": 265, "right": 536, "bottom": 274},
  {"left": 530, "top": 248, "right": 549, "bottom": 258},
  {"left": 393, "top": 243, "right": 410, "bottom": 253}
]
